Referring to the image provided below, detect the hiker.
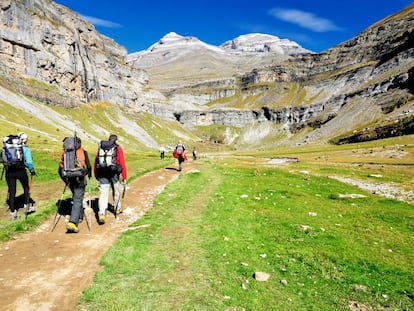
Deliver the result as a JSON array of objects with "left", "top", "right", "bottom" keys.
[
  {"left": 94, "top": 134, "right": 127, "bottom": 225},
  {"left": 192, "top": 147, "right": 197, "bottom": 160},
  {"left": 173, "top": 141, "right": 187, "bottom": 171},
  {"left": 160, "top": 146, "right": 165, "bottom": 159},
  {"left": 2, "top": 132, "right": 36, "bottom": 220},
  {"left": 58, "top": 136, "right": 92, "bottom": 233}
]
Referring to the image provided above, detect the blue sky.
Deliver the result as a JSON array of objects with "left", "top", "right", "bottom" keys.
[{"left": 54, "top": 0, "right": 413, "bottom": 54}]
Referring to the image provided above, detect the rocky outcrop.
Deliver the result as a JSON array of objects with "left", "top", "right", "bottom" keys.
[
  {"left": 0, "top": 0, "right": 148, "bottom": 107},
  {"left": 166, "top": 4, "right": 414, "bottom": 145}
]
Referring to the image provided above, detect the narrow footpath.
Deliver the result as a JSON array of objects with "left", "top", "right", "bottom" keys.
[{"left": 0, "top": 161, "right": 197, "bottom": 311}]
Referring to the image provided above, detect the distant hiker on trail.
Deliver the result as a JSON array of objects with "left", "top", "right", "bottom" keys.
[
  {"left": 160, "top": 146, "right": 165, "bottom": 159},
  {"left": 58, "top": 136, "right": 92, "bottom": 233},
  {"left": 2, "top": 132, "right": 36, "bottom": 220},
  {"left": 94, "top": 134, "right": 127, "bottom": 225},
  {"left": 192, "top": 147, "right": 197, "bottom": 161},
  {"left": 173, "top": 141, "right": 187, "bottom": 171}
]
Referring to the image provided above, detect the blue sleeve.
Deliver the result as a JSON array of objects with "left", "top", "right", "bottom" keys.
[{"left": 23, "top": 146, "right": 33, "bottom": 171}]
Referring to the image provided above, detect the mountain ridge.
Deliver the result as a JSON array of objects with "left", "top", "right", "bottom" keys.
[{"left": 0, "top": 0, "right": 412, "bottom": 150}]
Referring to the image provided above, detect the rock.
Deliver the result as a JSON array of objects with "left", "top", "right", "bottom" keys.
[{"left": 254, "top": 272, "right": 270, "bottom": 281}]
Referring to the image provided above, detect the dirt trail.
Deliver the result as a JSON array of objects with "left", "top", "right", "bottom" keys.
[{"left": 0, "top": 161, "right": 197, "bottom": 311}]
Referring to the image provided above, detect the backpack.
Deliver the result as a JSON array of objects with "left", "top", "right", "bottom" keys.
[
  {"left": 176, "top": 144, "right": 184, "bottom": 155},
  {"left": 96, "top": 140, "right": 119, "bottom": 173},
  {"left": 2, "top": 135, "right": 25, "bottom": 170},
  {"left": 60, "top": 136, "right": 86, "bottom": 179}
]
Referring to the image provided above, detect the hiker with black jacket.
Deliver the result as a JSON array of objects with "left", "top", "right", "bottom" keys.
[
  {"left": 94, "top": 134, "right": 127, "bottom": 225},
  {"left": 3, "top": 132, "right": 36, "bottom": 220},
  {"left": 58, "top": 137, "right": 92, "bottom": 233}
]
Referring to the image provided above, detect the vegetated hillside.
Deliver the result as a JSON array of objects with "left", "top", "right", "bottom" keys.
[
  {"left": 0, "top": 83, "right": 198, "bottom": 152},
  {"left": 0, "top": 0, "right": 412, "bottom": 151}
]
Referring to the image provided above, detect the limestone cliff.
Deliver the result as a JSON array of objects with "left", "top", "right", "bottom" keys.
[{"left": 0, "top": 0, "right": 147, "bottom": 108}]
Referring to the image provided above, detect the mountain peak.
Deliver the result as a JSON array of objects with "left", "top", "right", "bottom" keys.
[{"left": 220, "top": 33, "right": 312, "bottom": 55}]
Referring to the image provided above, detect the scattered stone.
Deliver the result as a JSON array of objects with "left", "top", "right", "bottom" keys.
[
  {"left": 280, "top": 279, "right": 288, "bottom": 286},
  {"left": 259, "top": 253, "right": 267, "bottom": 258},
  {"left": 338, "top": 193, "right": 366, "bottom": 199},
  {"left": 354, "top": 284, "right": 368, "bottom": 292},
  {"left": 254, "top": 272, "right": 270, "bottom": 282},
  {"left": 308, "top": 212, "right": 317, "bottom": 216},
  {"left": 241, "top": 262, "right": 249, "bottom": 266},
  {"left": 300, "top": 225, "right": 311, "bottom": 231}
]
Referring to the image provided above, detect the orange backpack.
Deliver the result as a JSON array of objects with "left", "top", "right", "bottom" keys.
[{"left": 59, "top": 137, "right": 86, "bottom": 178}]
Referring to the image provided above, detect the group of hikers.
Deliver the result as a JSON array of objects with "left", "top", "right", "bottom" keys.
[
  {"left": 2, "top": 132, "right": 127, "bottom": 234},
  {"left": 2, "top": 133, "right": 193, "bottom": 233}
]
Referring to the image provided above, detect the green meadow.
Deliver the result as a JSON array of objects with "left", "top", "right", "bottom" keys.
[
  {"left": 0, "top": 135, "right": 413, "bottom": 310},
  {"left": 77, "top": 137, "right": 412, "bottom": 311}
]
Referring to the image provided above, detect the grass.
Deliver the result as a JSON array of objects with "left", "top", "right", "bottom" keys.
[
  {"left": 78, "top": 156, "right": 413, "bottom": 310},
  {"left": 0, "top": 136, "right": 412, "bottom": 309},
  {"left": 0, "top": 149, "right": 173, "bottom": 242}
]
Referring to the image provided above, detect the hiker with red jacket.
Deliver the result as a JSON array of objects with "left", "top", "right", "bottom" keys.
[
  {"left": 94, "top": 134, "right": 127, "bottom": 225},
  {"left": 173, "top": 141, "right": 187, "bottom": 171}
]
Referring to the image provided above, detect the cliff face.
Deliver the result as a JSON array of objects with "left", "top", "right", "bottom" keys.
[
  {"left": 0, "top": 0, "right": 147, "bottom": 107},
  {"left": 157, "top": 4, "right": 414, "bottom": 146},
  {"left": 0, "top": 0, "right": 412, "bottom": 149}
]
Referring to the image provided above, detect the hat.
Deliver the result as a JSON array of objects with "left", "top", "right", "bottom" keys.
[{"left": 19, "top": 132, "right": 28, "bottom": 141}]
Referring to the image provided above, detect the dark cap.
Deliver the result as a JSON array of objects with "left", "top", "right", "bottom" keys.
[{"left": 109, "top": 134, "right": 118, "bottom": 142}]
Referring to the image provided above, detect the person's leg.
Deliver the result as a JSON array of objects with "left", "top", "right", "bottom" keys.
[
  {"left": 17, "top": 170, "right": 29, "bottom": 211},
  {"left": 98, "top": 177, "right": 110, "bottom": 223},
  {"left": 111, "top": 175, "right": 121, "bottom": 211},
  {"left": 178, "top": 157, "right": 184, "bottom": 171},
  {"left": 69, "top": 184, "right": 84, "bottom": 226},
  {"left": 6, "top": 171, "right": 18, "bottom": 218}
]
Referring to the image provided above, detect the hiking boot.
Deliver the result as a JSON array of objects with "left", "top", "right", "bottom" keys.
[
  {"left": 10, "top": 210, "right": 19, "bottom": 221},
  {"left": 115, "top": 207, "right": 123, "bottom": 215},
  {"left": 98, "top": 214, "right": 106, "bottom": 225},
  {"left": 66, "top": 222, "right": 79, "bottom": 233},
  {"left": 24, "top": 204, "right": 36, "bottom": 215}
]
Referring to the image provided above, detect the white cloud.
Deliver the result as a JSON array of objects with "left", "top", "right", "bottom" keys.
[
  {"left": 80, "top": 14, "right": 122, "bottom": 28},
  {"left": 269, "top": 8, "right": 343, "bottom": 32}
]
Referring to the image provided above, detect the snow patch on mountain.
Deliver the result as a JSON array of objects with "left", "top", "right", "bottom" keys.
[
  {"left": 220, "top": 33, "right": 313, "bottom": 55},
  {"left": 127, "top": 32, "right": 313, "bottom": 68}
]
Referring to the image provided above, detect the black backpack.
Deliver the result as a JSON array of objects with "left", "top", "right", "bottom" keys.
[
  {"left": 2, "top": 135, "right": 25, "bottom": 170},
  {"left": 96, "top": 140, "right": 120, "bottom": 173},
  {"left": 60, "top": 136, "right": 86, "bottom": 179}
]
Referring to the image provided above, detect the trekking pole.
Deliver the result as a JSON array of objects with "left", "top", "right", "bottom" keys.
[
  {"left": 85, "top": 177, "right": 91, "bottom": 232},
  {"left": 0, "top": 166, "right": 4, "bottom": 181},
  {"left": 51, "top": 184, "right": 67, "bottom": 232}
]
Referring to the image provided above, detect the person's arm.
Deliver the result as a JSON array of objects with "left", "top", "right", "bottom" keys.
[
  {"left": 84, "top": 150, "right": 92, "bottom": 178},
  {"left": 93, "top": 151, "right": 98, "bottom": 178},
  {"left": 23, "top": 146, "right": 35, "bottom": 173},
  {"left": 117, "top": 145, "right": 127, "bottom": 182}
]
